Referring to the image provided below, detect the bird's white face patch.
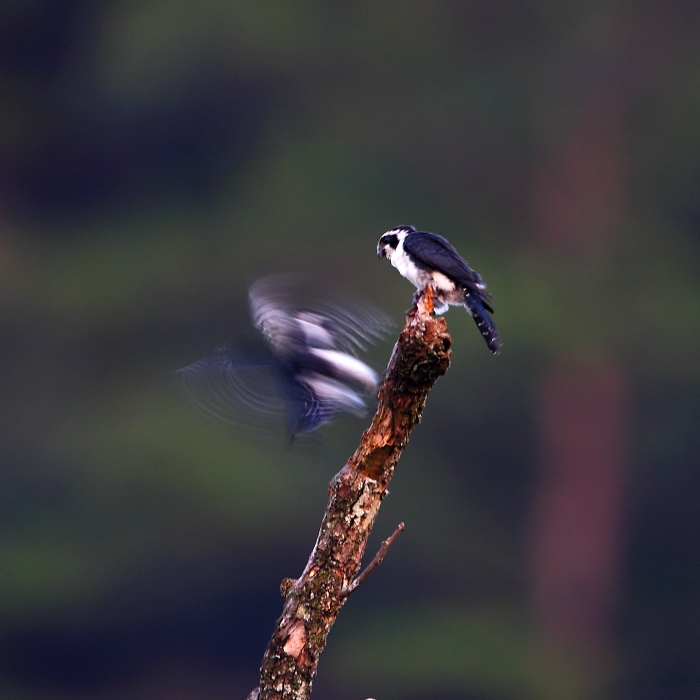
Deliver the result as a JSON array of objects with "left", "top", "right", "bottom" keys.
[{"left": 378, "top": 228, "right": 410, "bottom": 260}]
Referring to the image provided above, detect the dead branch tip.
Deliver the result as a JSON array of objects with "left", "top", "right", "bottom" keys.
[{"left": 341, "top": 522, "right": 406, "bottom": 598}]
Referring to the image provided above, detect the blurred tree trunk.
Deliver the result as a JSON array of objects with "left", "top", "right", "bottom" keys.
[
  {"left": 530, "top": 358, "right": 630, "bottom": 650},
  {"left": 528, "top": 28, "right": 640, "bottom": 655}
]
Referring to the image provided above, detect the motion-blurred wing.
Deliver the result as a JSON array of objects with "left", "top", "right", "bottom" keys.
[
  {"left": 276, "top": 374, "right": 336, "bottom": 436},
  {"left": 248, "top": 274, "right": 393, "bottom": 355},
  {"left": 176, "top": 346, "right": 288, "bottom": 438},
  {"left": 179, "top": 275, "right": 389, "bottom": 441},
  {"left": 177, "top": 346, "right": 369, "bottom": 439},
  {"left": 313, "top": 297, "right": 393, "bottom": 353}
]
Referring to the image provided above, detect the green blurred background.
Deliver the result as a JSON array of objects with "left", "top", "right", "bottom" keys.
[{"left": 1, "top": 1, "right": 699, "bottom": 699}]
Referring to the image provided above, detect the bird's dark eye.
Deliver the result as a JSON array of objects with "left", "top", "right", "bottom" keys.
[{"left": 383, "top": 234, "right": 399, "bottom": 249}]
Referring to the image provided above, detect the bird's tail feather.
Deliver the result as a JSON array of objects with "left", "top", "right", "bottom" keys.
[{"left": 464, "top": 293, "right": 502, "bottom": 355}]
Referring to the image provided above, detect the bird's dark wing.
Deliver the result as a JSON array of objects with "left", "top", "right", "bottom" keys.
[
  {"left": 175, "top": 345, "right": 289, "bottom": 439},
  {"left": 273, "top": 366, "right": 338, "bottom": 436},
  {"left": 404, "top": 231, "right": 494, "bottom": 310},
  {"left": 176, "top": 345, "right": 358, "bottom": 439}
]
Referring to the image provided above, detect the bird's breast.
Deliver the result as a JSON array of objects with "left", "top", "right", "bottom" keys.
[{"left": 390, "top": 240, "right": 424, "bottom": 288}]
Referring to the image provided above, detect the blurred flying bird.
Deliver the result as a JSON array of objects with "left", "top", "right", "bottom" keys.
[
  {"left": 177, "top": 276, "right": 390, "bottom": 440},
  {"left": 377, "top": 225, "right": 501, "bottom": 354}
]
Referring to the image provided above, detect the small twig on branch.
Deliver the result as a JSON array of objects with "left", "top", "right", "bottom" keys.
[
  {"left": 252, "top": 286, "right": 450, "bottom": 700},
  {"left": 341, "top": 522, "right": 405, "bottom": 598}
]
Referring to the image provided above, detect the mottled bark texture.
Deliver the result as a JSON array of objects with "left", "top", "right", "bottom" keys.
[{"left": 253, "top": 288, "right": 452, "bottom": 700}]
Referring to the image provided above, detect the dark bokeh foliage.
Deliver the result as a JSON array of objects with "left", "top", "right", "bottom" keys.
[{"left": 0, "top": 1, "right": 699, "bottom": 699}]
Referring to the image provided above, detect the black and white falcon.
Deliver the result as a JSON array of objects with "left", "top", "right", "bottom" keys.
[
  {"left": 377, "top": 225, "right": 501, "bottom": 354},
  {"left": 177, "top": 275, "right": 390, "bottom": 440}
]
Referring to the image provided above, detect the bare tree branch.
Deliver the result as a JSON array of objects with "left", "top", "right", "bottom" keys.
[
  {"left": 340, "top": 521, "right": 405, "bottom": 598},
  {"left": 253, "top": 287, "right": 452, "bottom": 700}
]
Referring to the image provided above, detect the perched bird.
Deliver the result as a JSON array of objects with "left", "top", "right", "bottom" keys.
[
  {"left": 377, "top": 225, "right": 501, "bottom": 354},
  {"left": 177, "top": 276, "right": 390, "bottom": 440}
]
